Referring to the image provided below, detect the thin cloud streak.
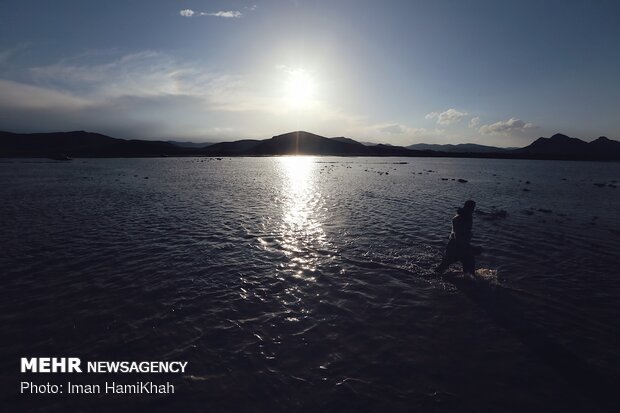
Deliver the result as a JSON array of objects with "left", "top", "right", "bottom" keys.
[{"left": 179, "top": 9, "right": 243, "bottom": 18}]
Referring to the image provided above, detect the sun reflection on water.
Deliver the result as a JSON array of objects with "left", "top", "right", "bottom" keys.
[{"left": 277, "top": 156, "right": 327, "bottom": 281}]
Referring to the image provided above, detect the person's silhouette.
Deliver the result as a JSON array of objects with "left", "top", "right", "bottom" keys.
[{"left": 436, "top": 200, "right": 481, "bottom": 275}]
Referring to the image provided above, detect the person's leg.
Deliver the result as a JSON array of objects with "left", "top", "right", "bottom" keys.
[
  {"left": 436, "top": 243, "right": 457, "bottom": 273},
  {"left": 462, "top": 254, "right": 475, "bottom": 275},
  {"left": 435, "top": 256, "right": 452, "bottom": 273}
]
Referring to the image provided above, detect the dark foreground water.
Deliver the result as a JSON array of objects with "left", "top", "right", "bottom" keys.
[{"left": 1, "top": 157, "right": 619, "bottom": 412}]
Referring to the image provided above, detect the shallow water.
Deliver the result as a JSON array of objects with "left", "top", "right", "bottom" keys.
[{"left": 1, "top": 157, "right": 619, "bottom": 412}]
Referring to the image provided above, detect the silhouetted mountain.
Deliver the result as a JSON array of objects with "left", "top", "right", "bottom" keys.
[
  {"left": 330, "top": 136, "right": 365, "bottom": 146},
  {"left": 407, "top": 143, "right": 512, "bottom": 153},
  {"left": 0, "top": 130, "right": 185, "bottom": 157},
  {"left": 372, "top": 144, "right": 416, "bottom": 155},
  {"left": 250, "top": 131, "right": 366, "bottom": 155},
  {"left": 518, "top": 133, "right": 587, "bottom": 156},
  {"left": 589, "top": 136, "right": 620, "bottom": 153},
  {"left": 205, "top": 131, "right": 420, "bottom": 156},
  {"left": 517, "top": 133, "right": 620, "bottom": 160}
]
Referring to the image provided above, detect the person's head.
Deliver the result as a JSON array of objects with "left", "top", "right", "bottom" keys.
[{"left": 458, "top": 200, "right": 476, "bottom": 215}]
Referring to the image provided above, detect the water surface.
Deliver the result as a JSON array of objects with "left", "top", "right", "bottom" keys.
[{"left": 1, "top": 157, "right": 619, "bottom": 412}]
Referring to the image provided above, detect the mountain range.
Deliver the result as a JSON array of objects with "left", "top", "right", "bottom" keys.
[
  {"left": 407, "top": 143, "right": 516, "bottom": 153},
  {"left": 1, "top": 130, "right": 619, "bottom": 161},
  {"left": 516, "top": 134, "right": 620, "bottom": 159}
]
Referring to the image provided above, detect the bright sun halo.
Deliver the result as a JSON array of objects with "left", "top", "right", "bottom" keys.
[{"left": 285, "top": 68, "right": 316, "bottom": 107}]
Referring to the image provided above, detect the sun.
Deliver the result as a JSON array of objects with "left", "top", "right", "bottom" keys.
[{"left": 285, "top": 68, "right": 316, "bottom": 107}]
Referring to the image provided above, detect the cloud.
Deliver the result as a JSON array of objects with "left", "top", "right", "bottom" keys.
[
  {"left": 478, "top": 117, "right": 536, "bottom": 135},
  {"left": 425, "top": 108, "right": 468, "bottom": 125},
  {"left": 371, "top": 122, "right": 424, "bottom": 136},
  {"left": 359, "top": 122, "right": 455, "bottom": 145},
  {"left": 468, "top": 116, "right": 480, "bottom": 129},
  {"left": 0, "top": 79, "right": 88, "bottom": 109},
  {"left": 0, "top": 51, "right": 269, "bottom": 138},
  {"left": 26, "top": 51, "right": 249, "bottom": 103},
  {"left": 180, "top": 9, "right": 242, "bottom": 18},
  {"left": 378, "top": 123, "right": 406, "bottom": 134},
  {"left": 375, "top": 123, "right": 442, "bottom": 138},
  {"left": 208, "top": 11, "right": 242, "bottom": 18}
]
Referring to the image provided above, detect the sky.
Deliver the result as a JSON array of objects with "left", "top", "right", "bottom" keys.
[{"left": 1, "top": 0, "right": 619, "bottom": 146}]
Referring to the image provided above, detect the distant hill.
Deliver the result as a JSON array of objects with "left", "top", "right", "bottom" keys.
[
  {"left": 330, "top": 136, "right": 365, "bottom": 146},
  {"left": 205, "top": 131, "right": 420, "bottom": 156},
  {"left": 407, "top": 143, "right": 512, "bottom": 153},
  {"left": 248, "top": 131, "right": 365, "bottom": 155},
  {"left": 589, "top": 136, "right": 620, "bottom": 154},
  {"left": 516, "top": 133, "right": 620, "bottom": 160},
  {"left": 0, "top": 130, "right": 186, "bottom": 157},
  {"left": 1, "top": 130, "right": 618, "bottom": 160}
]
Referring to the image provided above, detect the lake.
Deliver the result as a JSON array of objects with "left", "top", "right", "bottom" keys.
[{"left": 1, "top": 157, "right": 619, "bottom": 412}]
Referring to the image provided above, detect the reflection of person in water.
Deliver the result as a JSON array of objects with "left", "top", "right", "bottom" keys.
[{"left": 436, "top": 200, "right": 481, "bottom": 275}]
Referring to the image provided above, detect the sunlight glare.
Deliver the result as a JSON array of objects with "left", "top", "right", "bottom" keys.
[{"left": 285, "top": 68, "right": 317, "bottom": 108}]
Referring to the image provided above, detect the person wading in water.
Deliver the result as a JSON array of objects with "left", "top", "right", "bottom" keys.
[{"left": 436, "top": 200, "right": 482, "bottom": 275}]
